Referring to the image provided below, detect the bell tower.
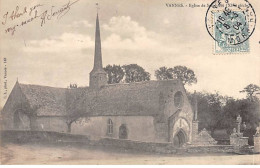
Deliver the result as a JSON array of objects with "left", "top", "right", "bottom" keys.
[{"left": 89, "top": 11, "right": 107, "bottom": 89}]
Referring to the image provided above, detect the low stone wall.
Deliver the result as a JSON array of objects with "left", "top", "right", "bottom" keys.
[
  {"left": 186, "top": 145, "right": 234, "bottom": 153},
  {"left": 97, "top": 138, "right": 176, "bottom": 154},
  {"left": 97, "top": 138, "right": 235, "bottom": 154},
  {"left": 0, "top": 130, "right": 239, "bottom": 154},
  {"left": 0, "top": 130, "right": 90, "bottom": 144},
  {"left": 215, "top": 139, "right": 230, "bottom": 145}
]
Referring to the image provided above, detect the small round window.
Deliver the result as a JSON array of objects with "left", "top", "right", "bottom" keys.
[{"left": 174, "top": 91, "right": 184, "bottom": 108}]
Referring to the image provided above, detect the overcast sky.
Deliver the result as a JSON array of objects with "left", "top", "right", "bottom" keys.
[{"left": 1, "top": 0, "right": 260, "bottom": 106}]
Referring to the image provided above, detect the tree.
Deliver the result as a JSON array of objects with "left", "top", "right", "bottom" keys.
[
  {"left": 172, "top": 66, "right": 197, "bottom": 85},
  {"left": 220, "top": 97, "right": 238, "bottom": 132},
  {"left": 66, "top": 110, "right": 87, "bottom": 133},
  {"left": 122, "top": 64, "right": 151, "bottom": 83},
  {"left": 196, "top": 92, "right": 223, "bottom": 134},
  {"left": 66, "top": 90, "right": 98, "bottom": 133},
  {"left": 104, "top": 65, "right": 124, "bottom": 84},
  {"left": 240, "top": 84, "right": 260, "bottom": 100},
  {"left": 155, "top": 67, "right": 174, "bottom": 80}
]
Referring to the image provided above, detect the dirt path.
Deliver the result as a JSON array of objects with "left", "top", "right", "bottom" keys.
[{"left": 1, "top": 143, "right": 260, "bottom": 165}]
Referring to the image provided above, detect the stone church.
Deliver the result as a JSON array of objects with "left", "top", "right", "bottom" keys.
[{"left": 1, "top": 14, "right": 199, "bottom": 147}]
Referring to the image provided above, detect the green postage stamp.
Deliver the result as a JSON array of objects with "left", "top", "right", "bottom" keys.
[{"left": 205, "top": 0, "right": 256, "bottom": 54}]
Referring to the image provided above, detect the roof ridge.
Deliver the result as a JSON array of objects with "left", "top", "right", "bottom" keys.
[
  {"left": 105, "top": 79, "right": 180, "bottom": 87},
  {"left": 19, "top": 83, "right": 67, "bottom": 89}
]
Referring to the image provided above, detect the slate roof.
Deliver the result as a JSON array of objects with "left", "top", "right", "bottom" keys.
[
  {"left": 19, "top": 83, "right": 67, "bottom": 116},
  {"left": 17, "top": 79, "right": 182, "bottom": 117},
  {"left": 70, "top": 80, "right": 182, "bottom": 116}
]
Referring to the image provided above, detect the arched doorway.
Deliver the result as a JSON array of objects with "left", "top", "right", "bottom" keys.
[
  {"left": 173, "top": 129, "right": 187, "bottom": 147},
  {"left": 13, "top": 109, "right": 30, "bottom": 130},
  {"left": 119, "top": 124, "right": 128, "bottom": 139},
  {"left": 170, "top": 117, "right": 190, "bottom": 143}
]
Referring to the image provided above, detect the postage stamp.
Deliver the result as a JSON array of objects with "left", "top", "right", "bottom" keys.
[{"left": 205, "top": 0, "right": 256, "bottom": 54}]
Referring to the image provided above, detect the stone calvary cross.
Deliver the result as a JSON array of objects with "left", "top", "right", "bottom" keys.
[{"left": 236, "top": 115, "right": 242, "bottom": 134}]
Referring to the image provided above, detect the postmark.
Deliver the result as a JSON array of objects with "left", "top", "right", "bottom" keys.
[{"left": 205, "top": 0, "right": 256, "bottom": 54}]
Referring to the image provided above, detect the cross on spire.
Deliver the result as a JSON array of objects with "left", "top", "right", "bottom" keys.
[{"left": 96, "top": 3, "right": 100, "bottom": 13}]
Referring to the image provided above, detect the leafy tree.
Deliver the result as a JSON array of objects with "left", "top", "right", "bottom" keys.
[
  {"left": 196, "top": 92, "right": 223, "bottom": 134},
  {"left": 172, "top": 66, "right": 197, "bottom": 85},
  {"left": 122, "top": 64, "right": 151, "bottom": 83},
  {"left": 66, "top": 112, "right": 91, "bottom": 133},
  {"left": 104, "top": 64, "right": 124, "bottom": 84},
  {"left": 155, "top": 66, "right": 174, "bottom": 80},
  {"left": 220, "top": 97, "right": 238, "bottom": 132},
  {"left": 66, "top": 91, "right": 98, "bottom": 133},
  {"left": 240, "top": 84, "right": 260, "bottom": 100}
]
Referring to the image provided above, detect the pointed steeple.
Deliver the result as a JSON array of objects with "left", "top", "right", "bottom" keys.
[
  {"left": 89, "top": 11, "right": 107, "bottom": 89},
  {"left": 92, "top": 13, "right": 104, "bottom": 72}
]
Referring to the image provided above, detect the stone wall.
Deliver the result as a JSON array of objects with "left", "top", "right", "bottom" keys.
[
  {"left": 1, "top": 130, "right": 236, "bottom": 154},
  {"left": 71, "top": 116, "right": 157, "bottom": 142},
  {"left": 230, "top": 133, "right": 249, "bottom": 147},
  {"left": 98, "top": 138, "right": 234, "bottom": 154},
  {"left": 186, "top": 145, "right": 234, "bottom": 153},
  {"left": 98, "top": 138, "right": 176, "bottom": 154},
  {"left": 31, "top": 116, "right": 68, "bottom": 133},
  {"left": 0, "top": 130, "right": 90, "bottom": 143},
  {"left": 1, "top": 82, "right": 31, "bottom": 130}
]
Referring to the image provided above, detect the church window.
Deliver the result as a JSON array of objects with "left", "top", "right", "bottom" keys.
[
  {"left": 119, "top": 124, "right": 128, "bottom": 139},
  {"left": 174, "top": 91, "right": 184, "bottom": 108},
  {"left": 107, "top": 119, "right": 113, "bottom": 134}
]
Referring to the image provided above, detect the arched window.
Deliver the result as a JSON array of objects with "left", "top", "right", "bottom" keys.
[
  {"left": 107, "top": 119, "right": 113, "bottom": 134},
  {"left": 174, "top": 91, "right": 184, "bottom": 108},
  {"left": 119, "top": 124, "right": 128, "bottom": 139}
]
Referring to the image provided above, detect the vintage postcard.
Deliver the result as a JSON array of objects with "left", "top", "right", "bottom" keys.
[{"left": 0, "top": 0, "right": 260, "bottom": 165}]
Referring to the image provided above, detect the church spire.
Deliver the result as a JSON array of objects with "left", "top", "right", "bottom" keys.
[
  {"left": 93, "top": 13, "right": 104, "bottom": 71},
  {"left": 89, "top": 7, "right": 107, "bottom": 89}
]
